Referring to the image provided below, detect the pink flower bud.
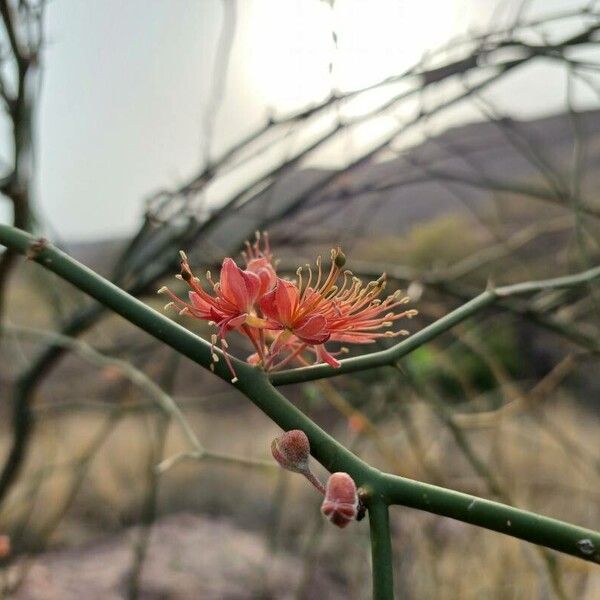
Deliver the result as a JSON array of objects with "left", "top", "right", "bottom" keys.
[
  {"left": 321, "top": 472, "right": 359, "bottom": 528},
  {"left": 271, "top": 430, "right": 310, "bottom": 474},
  {"left": 271, "top": 430, "right": 325, "bottom": 494}
]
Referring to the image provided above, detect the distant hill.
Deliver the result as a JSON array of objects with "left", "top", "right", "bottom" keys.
[{"left": 68, "top": 109, "right": 600, "bottom": 269}]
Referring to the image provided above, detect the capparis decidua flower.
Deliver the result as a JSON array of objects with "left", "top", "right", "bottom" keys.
[{"left": 159, "top": 233, "right": 417, "bottom": 380}]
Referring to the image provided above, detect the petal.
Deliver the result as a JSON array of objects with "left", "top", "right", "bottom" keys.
[
  {"left": 189, "top": 291, "right": 213, "bottom": 317},
  {"left": 223, "top": 313, "right": 248, "bottom": 331},
  {"left": 259, "top": 287, "right": 279, "bottom": 321},
  {"left": 260, "top": 278, "right": 299, "bottom": 326},
  {"left": 316, "top": 345, "right": 341, "bottom": 368},
  {"left": 276, "top": 279, "right": 299, "bottom": 323},
  {"left": 294, "top": 314, "right": 329, "bottom": 344},
  {"left": 220, "top": 258, "right": 261, "bottom": 310}
]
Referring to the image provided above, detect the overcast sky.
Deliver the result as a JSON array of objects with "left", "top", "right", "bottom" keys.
[{"left": 0, "top": 0, "right": 593, "bottom": 241}]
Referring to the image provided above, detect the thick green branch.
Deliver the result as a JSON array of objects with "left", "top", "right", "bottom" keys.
[
  {"left": 270, "top": 266, "right": 600, "bottom": 386},
  {"left": 368, "top": 500, "right": 395, "bottom": 600},
  {"left": 1, "top": 225, "right": 599, "bottom": 568},
  {"left": 380, "top": 473, "right": 600, "bottom": 564},
  {"left": 0, "top": 225, "right": 379, "bottom": 489}
]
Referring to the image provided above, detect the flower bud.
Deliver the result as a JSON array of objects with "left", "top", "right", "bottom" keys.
[
  {"left": 271, "top": 430, "right": 310, "bottom": 474},
  {"left": 271, "top": 430, "right": 325, "bottom": 494},
  {"left": 321, "top": 472, "right": 358, "bottom": 528}
]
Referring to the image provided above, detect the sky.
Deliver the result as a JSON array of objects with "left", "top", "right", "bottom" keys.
[{"left": 0, "top": 0, "right": 595, "bottom": 241}]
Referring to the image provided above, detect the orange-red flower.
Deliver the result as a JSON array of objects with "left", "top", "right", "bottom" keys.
[{"left": 160, "top": 236, "right": 417, "bottom": 378}]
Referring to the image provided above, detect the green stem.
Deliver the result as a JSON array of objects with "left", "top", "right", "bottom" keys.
[
  {"left": 1, "top": 225, "right": 599, "bottom": 573},
  {"left": 0, "top": 225, "right": 379, "bottom": 487},
  {"left": 369, "top": 500, "right": 394, "bottom": 600},
  {"left": 380, "top": 473, "right": 600, "bottom": 563}
]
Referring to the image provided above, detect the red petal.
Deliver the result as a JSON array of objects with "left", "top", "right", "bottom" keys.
[
  {"left": 189, "top": 291, "right": 212, "bottom": 317},
  {"left": 220, "top": 258, "right": 260, "bottom": 311},
  {"left": 294, "top": 314, "right": 329, "bottom": 344},
  {"left": 316, "top": 345, "right": 341, "bottom": 368},
  {"left": 260, "top": 278, "right": 299, "bottom": 326}
]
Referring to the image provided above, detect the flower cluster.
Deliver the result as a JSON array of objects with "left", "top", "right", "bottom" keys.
[{"left": 159, "top": 233, "right": 417, "bottom": 381}]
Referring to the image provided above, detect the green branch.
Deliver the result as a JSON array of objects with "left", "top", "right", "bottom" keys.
[
  {"left": 380, "top": 473, "right": 600, "bottom": 563},
  {"left": 368, "top": 500, "right": 395, "bottom": 599},
  {"left": 1, "top": 224, "right": 599, "bottom": 596},
  {"left": 270, "top": 266, "right": 600, "bottom": 386}
]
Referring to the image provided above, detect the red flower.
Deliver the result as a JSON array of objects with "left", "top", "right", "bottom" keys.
[
  {"left": 161, "top": 254, "right": 266, "bottom": 336},
  {"left": 260, "top": 279, "right": 330, "bottom": 344},
  {"left": 159, "top": 252, "right": 271, "bottom": 381},
  {"left": 160, "top": 238, "right": 418, "bottom": 377}
]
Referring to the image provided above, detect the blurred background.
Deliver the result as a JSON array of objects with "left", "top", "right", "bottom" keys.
[{"left": 0, "top": 0, "right": 600, "bottom": 597}]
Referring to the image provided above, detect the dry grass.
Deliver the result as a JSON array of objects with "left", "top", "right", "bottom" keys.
[{"left": 0, "top": 389, "right": 597, "bottom": 598}]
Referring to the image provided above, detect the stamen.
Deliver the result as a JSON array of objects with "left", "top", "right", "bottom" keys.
[
  {"left": 164, "top": 302, "right": 175, "bottom": 310},
  {"left": 303, "top": 264, "right": 313, "bottom": 297},
  {"left": 157, "top": 286, "right": 168, "bottom": 294},
  {"left": 315, "top": 256, "right": 323, "bottom": 289},
  {"left": 175, "top": 274, "right": 183, "bottom": 280},
  {"left": 179, "top": 250, "right": 188, "bottom": 261},
  {"left": 206, "top": 270, "right": 215, "bottom": 286},
  {"left": 178, "top": 307, "right": 189, "bottom": 316}
]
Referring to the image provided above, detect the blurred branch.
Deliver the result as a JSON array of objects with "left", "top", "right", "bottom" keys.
[{"left": 0, "top": 0, "right": 43, "bottom": 322}]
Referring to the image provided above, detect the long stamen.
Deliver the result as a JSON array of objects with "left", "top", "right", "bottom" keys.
[{"left": 296, "top": 267, "right": 303, "bottom": 294}]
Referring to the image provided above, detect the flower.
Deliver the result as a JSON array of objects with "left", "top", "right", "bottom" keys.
[
  {"left": 159, "top": 235, "right": 417, "bottom": 377},
  {"left": 158, "top": 242, "right": 275, "bottom": 380}
]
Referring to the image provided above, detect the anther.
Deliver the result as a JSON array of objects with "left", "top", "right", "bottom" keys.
[{"left": 334, "top": 248, "right": 346, "bottom": 268}]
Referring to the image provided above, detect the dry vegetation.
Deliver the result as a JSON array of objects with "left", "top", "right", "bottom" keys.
[{"left": 0, "top": 224, "right": 599, "bottom": 598}]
